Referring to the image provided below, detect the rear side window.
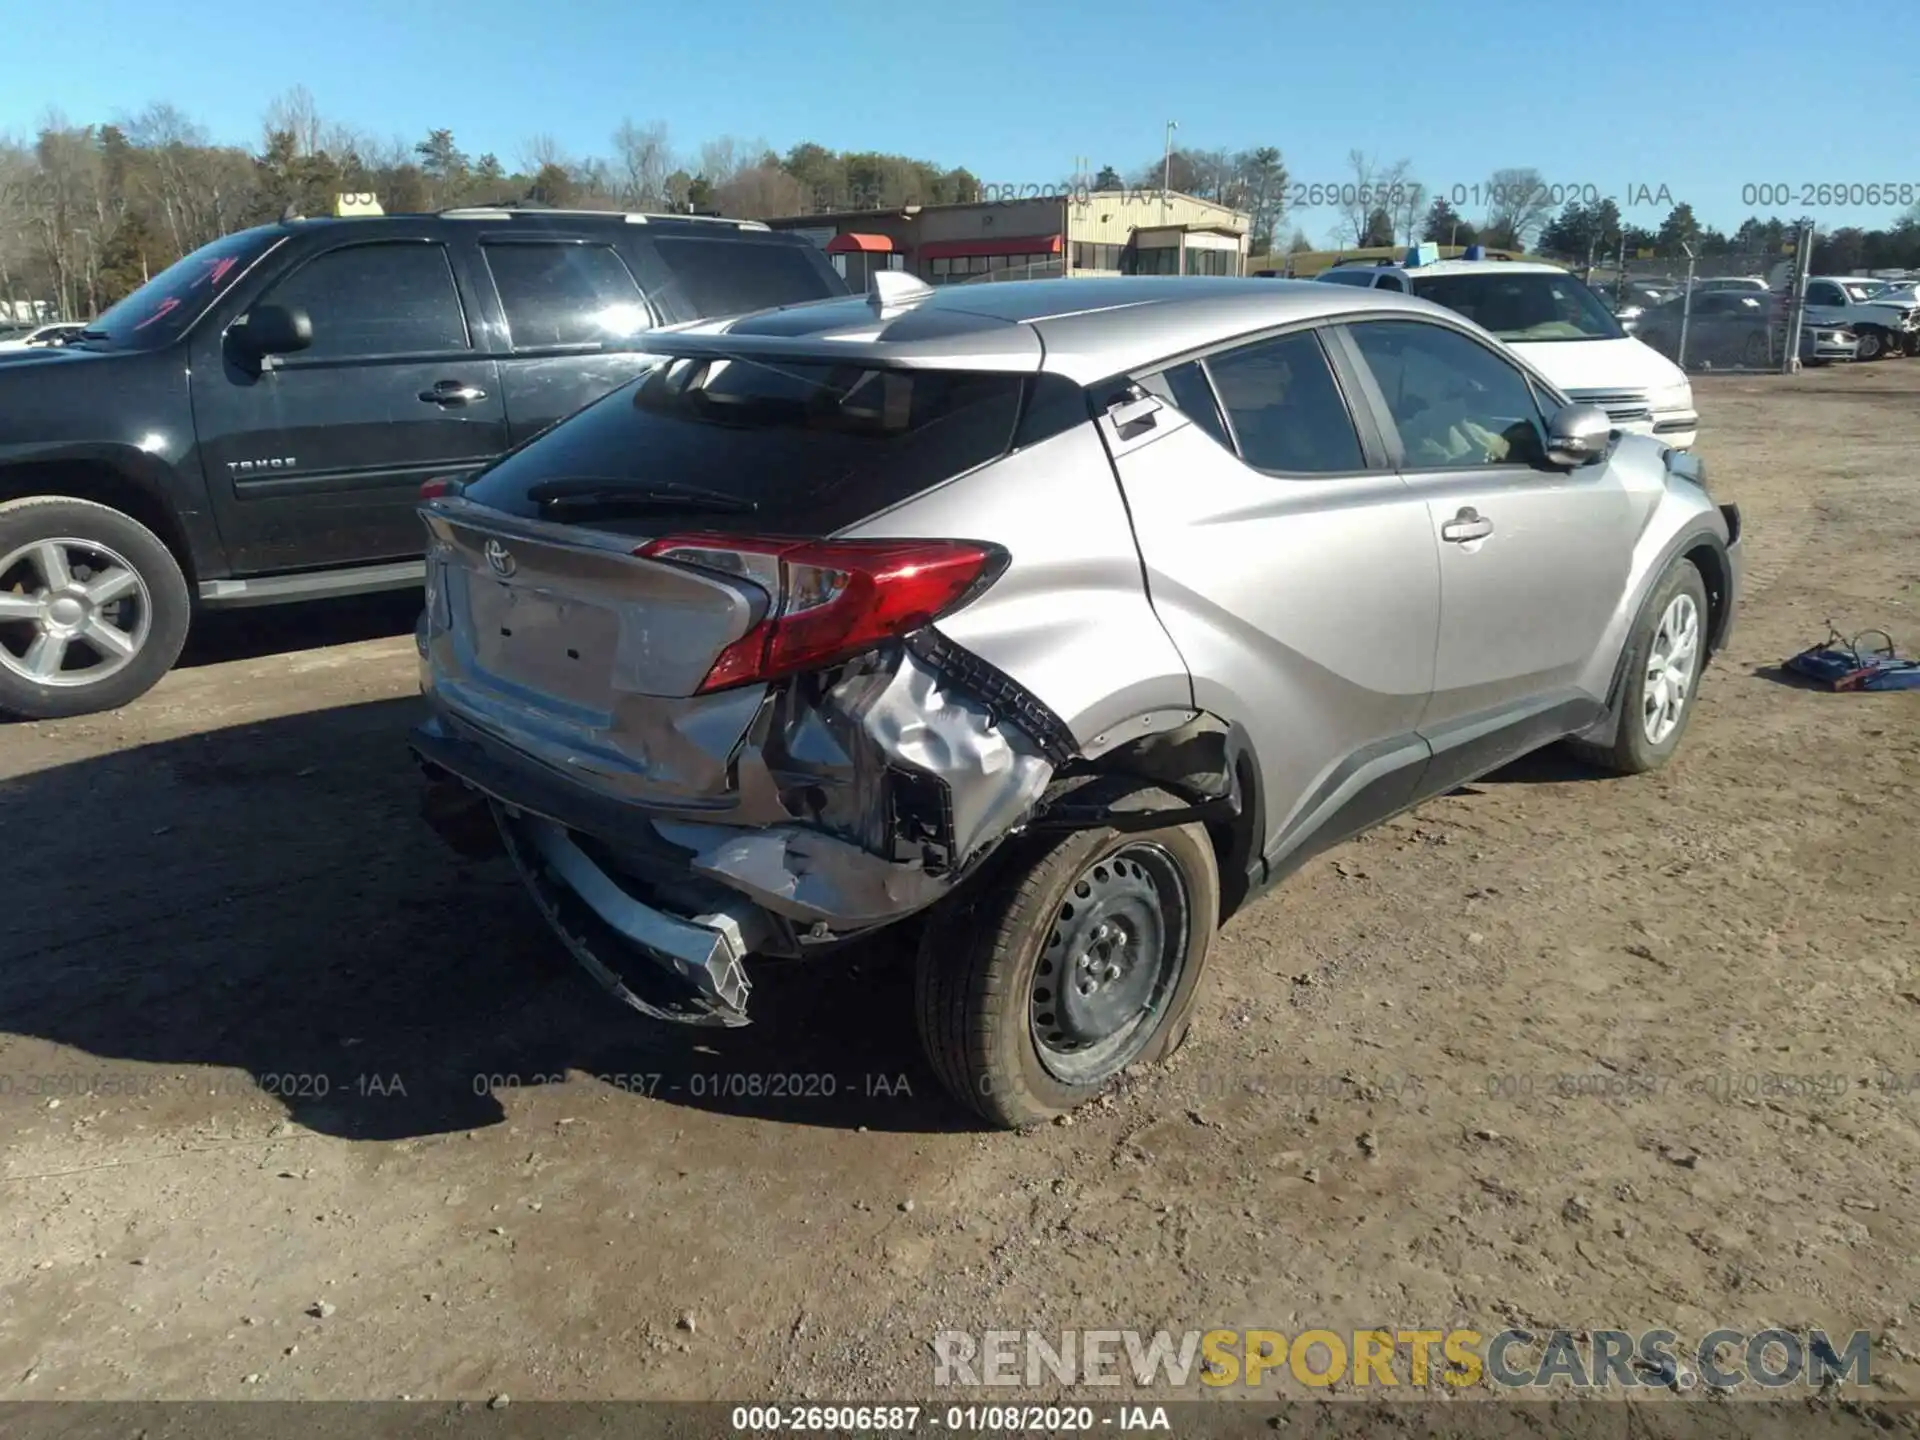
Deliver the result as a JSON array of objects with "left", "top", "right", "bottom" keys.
[
  {"left": 260, "top": 242, "right": 469, "bottom": 358},
  {"left": 1206, "top": 330, "right": 1366, "bottom": 475},
  {"left": 1317, "top": 269, "right": 1377, "bottom": 287},
  {"left": 462, "top": 356, "right": 1035, "bottom": 535},
  {"left": 484, "top": 241, "right": 651, "bottom": 347},
  {"left": 1149, "top": 360, "right": 1232, "bottom": 449},
  {"left": 648, "top": 238, "right": 839, "bottom": 317}
]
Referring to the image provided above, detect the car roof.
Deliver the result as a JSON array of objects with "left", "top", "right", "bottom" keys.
[{"left": 642, "top": 276, "right": 1479, "bottom": 384}]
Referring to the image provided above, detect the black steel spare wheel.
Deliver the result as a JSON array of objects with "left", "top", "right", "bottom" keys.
[
  {"left": 913, "top": 821, "right": 1220, "bottom": 1129},
  {"left": 1030, "top": 843, "right": 1189, "bottom": 1084}
]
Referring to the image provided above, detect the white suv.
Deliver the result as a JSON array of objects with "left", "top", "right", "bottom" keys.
[{"left": 1318, "top": 252, "right": 1697, "bottom": 449}]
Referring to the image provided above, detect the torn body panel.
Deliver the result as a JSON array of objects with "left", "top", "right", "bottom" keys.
[{"left": 415, "top": 631, "right": 1066, "bottom": 1020}]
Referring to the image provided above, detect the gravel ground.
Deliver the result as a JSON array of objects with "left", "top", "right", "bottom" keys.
[{"left": 1, "top": 361, "right": 1916, "bottom": 1409}]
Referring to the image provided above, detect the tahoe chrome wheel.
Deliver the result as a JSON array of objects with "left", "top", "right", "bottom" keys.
[
  {"left": 1030, "top": 842, "right": 1191, "bottom": 1085},
  {"left": 1641, "top": 591, "right": 1701, "bottom": 746},
  {"left": 0, "top": 536, "right": 152, "bottom": 688}
]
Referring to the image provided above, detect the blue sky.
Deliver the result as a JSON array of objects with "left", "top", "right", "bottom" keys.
[{"left": 6, "top": 0, "right": 1918, "bottom": 242}]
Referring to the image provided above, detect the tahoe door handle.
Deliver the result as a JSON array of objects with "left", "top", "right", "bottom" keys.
[
  {"left": 1442, "top": 508, "right": 1494, "bottom": 543},
  {"left": 419, "top": 380, "right": 487, "bottom": 406}
]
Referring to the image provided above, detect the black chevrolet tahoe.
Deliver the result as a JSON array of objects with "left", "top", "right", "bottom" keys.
[{"left": 0, "top": 208, "right": 846, "bottom": 719}]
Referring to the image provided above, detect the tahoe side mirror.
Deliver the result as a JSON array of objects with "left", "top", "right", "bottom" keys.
[
  {"left": 236, "top": 304, "right": 313, "bottom": 359},
  {"left": 1545, "top": 402, "right": 1613, "bottom": 468}
]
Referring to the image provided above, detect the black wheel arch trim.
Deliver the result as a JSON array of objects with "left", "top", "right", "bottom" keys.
[{"left": 1579, "top": 517, "right": 1733, "bottom": 750}]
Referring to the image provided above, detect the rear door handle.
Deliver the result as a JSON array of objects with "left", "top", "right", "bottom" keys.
[
  {"left": 419, "top": 380, "right": 487, "bottom": 406},
  {"left": 1442, "top": 508, "right": 1494, "bottom": 543}
]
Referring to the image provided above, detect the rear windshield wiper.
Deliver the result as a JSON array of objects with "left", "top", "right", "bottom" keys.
[{"left": 525, "top": 477, "right": 757, "bottom": 515}]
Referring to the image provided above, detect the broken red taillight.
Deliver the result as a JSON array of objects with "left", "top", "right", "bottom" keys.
[
  {"left": 634, "top": 534, "right": 1006, "bottom": 693},
  {"left": 419, "top": 477, "right": 460, "bottom": 500}
]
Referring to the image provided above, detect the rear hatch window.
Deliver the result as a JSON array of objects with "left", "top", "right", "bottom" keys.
[
  {"left": 649, "top": 238, "right": 843, "bottom": 318},
  {"left": 460, "top": 354, "right": 1036, "bottom": 536}
]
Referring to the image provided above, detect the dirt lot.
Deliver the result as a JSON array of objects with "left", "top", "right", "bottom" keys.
[{"left": 2, "top": 362, "right": 1917, "bottom": 1409}]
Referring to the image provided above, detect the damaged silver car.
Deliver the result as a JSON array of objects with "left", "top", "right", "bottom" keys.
[{"left": 412, "top": 271, "right": 1743, "bottom": 1128}]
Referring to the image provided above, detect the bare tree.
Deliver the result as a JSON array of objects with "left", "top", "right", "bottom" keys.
[
  {"left": 0, "top": 139, "right": 39, "bottom": 318},
  {"left": 611, "top": 119, "right": 674, "bottom": 208},
  {"left": 712, "top": 163, "right": 807, "bottom": 219},
  {"left": 1481, "top": 166, "right": 1552, "bottom": 249},
  {"left": 518, "top": 133, "right": 567, "bottom": 176},
  {"left": 1391, "top": 179, "right": 1429, "bottom": 246},
  {"left": 1339, "top": 151, "right": 1413, "bottom": 247},
  {"left": 696, "top": 136, "right": 748, "bottom": 188},
  {"left": 263, "top": 85, "right": 326, "bottom": 158}
]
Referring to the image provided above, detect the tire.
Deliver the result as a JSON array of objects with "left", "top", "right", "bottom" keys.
[
  {"left": 0, "top": 496, "right": 191, "bottom": 721},
  {"left": 1855, "top": 328, "right": 1886, "bottom": 361},
  {"left": 1740, "top": 331, "right": 1770, "bottom": 368},
  {"left": 1567, "top": 559, "right": 1710, "bottom": 777},
  {"left": 914, "top": 822, "right": 1220, "bottom": 1129}
]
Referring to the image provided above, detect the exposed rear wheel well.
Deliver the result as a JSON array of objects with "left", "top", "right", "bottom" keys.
[
  {"left": 1208, "top": 749, "right": 1263, "bottom": 924},
  {"left": 0, "top": 463, "right": 197, "bottom": 588}
]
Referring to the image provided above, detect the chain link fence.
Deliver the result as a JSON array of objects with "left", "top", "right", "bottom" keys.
[{"left": 1574, "top": 239, "right": 1824, "bottom": 374}]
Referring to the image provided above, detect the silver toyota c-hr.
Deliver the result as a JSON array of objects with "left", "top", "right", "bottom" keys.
[{"left": 411, "top": 273, "right": 1742, "bottom": 1128}]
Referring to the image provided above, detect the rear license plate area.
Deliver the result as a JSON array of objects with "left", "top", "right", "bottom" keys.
[{"left": 466, "top": 577, "right": 620, "bottom": 712}]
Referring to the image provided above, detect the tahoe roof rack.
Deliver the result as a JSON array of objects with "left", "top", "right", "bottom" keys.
[{"left": 434, "top": 204, "right": 769, "bottom": 231}]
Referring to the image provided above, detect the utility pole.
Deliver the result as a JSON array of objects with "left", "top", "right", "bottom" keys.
[
  {"left": 1781, "top": 220, "right": 1815, "bottom": 375},
  {"left": 1162, "top": 120, "right": 1178, "bottom": 220},
  {"left": 1677, "top": 243, "right": 1698, "bottom": 371}
]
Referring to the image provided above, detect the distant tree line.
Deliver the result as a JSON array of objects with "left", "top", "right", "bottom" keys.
[
  {"left": 0, "top": 86, "right": 988, "bottom": 319},
  {"left": 1261, "top": 152, "right": 1920, "bottom": 274},
  {"left": 7, "top": 88, "right": 1918, "bottom": 321}
]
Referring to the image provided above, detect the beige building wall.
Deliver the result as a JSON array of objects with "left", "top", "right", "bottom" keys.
[
  {"left": 1065, "top": 191, "right": 1250, "bottom": 277},
  {"left": 765, "top": 190, "right": 1251, "bottom": 281}
]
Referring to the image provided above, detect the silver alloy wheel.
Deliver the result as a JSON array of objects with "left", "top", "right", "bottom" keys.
[
  {"left": 1641, "top": 591, "right": 1701, "bottom": 746},
  {"left": 0, "top": 536, "right": 152, "bottom": 688}
]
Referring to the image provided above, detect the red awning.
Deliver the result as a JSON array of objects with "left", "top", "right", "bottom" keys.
[
  {"left": 826, "top": 232, "right": 895, "bottom": 254},
  {"left": 919, "top": 234, "right": 1063, "bottom": 260}
]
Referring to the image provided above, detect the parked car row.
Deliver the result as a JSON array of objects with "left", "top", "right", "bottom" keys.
[
  {"left": 0, "top": 206, "right": 848, "bottom": 721},
  {"left": 1631, "top": 290, "right": 1864, "bottom": 369},
  {"left": 3, "top": 230, "right": 1741, "bottom": 1128},
  {"left": 1597, "top": 270, "right": 1920, "bottom": 368}
]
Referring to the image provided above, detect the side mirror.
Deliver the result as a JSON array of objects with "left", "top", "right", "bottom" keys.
[
  {"left": 235, "top": 304, "right": 312, "bottom": 359},
  {"left": 1545, "top": 402, "right": 1613, "bottom": 468}
]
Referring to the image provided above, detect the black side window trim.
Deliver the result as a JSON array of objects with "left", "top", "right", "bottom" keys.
[{"left": 256, "top": 238, "right": 473, "bottom": 362}]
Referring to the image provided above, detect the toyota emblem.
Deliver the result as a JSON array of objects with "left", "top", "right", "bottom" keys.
[{"left": 484, "top": 539, "right": 516, "bottom": 578}]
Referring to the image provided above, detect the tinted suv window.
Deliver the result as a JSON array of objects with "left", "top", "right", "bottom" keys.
[
  {"left": 1347, "top": 319, "right": 1547, "bottom": 469},
  {"left": 261, "top": 242, "right": 468, "bottom": 358},
  {"left": 1205, "top": 330, "right": 1365, "bottom": 475},
  {"left": 462, "top": 357, "right": 1034, "bottom": 535},
  {"left": 484, "top": 241, "right": 651, "bottom": 347},
  {"left": 648, "top": 238, "right": 839, "bottom": 318}
]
